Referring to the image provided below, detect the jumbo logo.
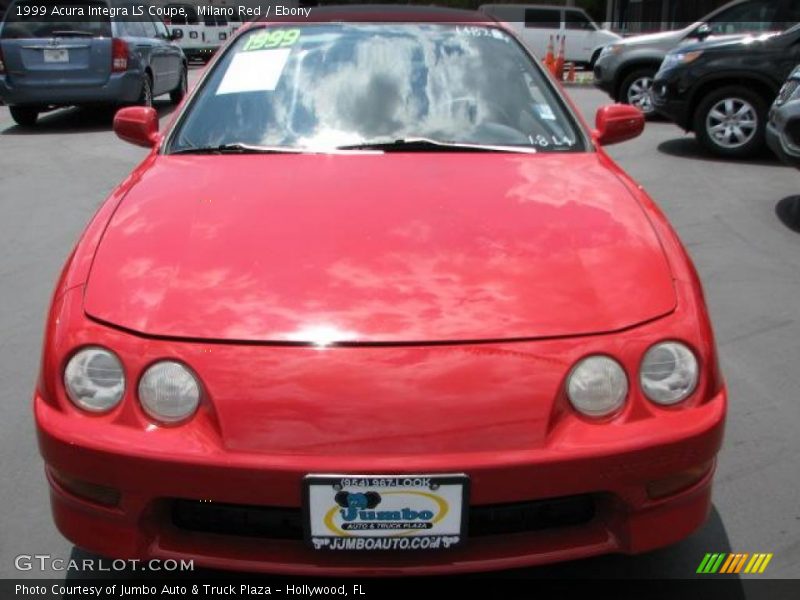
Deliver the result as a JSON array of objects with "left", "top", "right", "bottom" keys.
[{"left": 323, "top": 490, "right": 449, "bottom": 535}]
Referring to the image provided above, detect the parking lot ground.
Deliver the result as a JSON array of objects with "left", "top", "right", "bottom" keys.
[{"left": 0, "top": 70, "right": 798, "bottom": 580}]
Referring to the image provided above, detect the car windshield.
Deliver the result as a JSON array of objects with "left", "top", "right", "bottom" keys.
[
  {"left": 1, "top": 1, "right": 112, "bottom": 39},
  {"left": 169, "top": 23, "right": 584, "bottom": 153}
]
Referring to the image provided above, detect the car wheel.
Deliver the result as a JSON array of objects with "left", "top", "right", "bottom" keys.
[
  {"left": 170, "top": 66, "right": 188, "bottom": 105},
  {"left": 620, "top": 68, "right": 657, "bottom": 117},
  {"left": 693, "top": 86, "right": 767, "bottom": 158},
  {"left": 9, "top": 106, "right": 39, "bottom": 127},
  {"left": 137, "top": 74, "right": 154, "bottom": 108}
]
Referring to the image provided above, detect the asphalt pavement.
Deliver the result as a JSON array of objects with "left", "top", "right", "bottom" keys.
[{"left": 0, "top": 69, "right": 798, "bottom": 581}]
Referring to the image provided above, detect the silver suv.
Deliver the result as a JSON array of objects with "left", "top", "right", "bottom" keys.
[{"left": 594, "top": 0, "right": 797, "bottom": 116}]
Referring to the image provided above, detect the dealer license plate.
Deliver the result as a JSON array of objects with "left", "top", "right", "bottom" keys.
[
  {"left": 304, "top": 474, "right": 468, "bottom": 551},
  {"left": 43, "top": 48, "right": 69, "bottom": 63}
]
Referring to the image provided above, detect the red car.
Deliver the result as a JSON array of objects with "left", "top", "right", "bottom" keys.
[{"left": 35, "top": 7, "right": 726, "bottom": 575}]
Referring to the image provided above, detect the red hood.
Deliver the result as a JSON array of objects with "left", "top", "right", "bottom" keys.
[{"left": 84, "top": 153, "right": 676, "bottom": 343}]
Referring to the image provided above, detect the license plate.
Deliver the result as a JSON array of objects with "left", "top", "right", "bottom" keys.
[
  {"left": 304, "top": 474, "right": 468, "bottom": 551},
  {"left": 43, "top": 48, "right": 69, "bottom": 63}
]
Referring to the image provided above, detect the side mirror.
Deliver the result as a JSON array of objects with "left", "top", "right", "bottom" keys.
[
  {"left": 113, "top": 106, "right": 159, "bottom": 148},
  {"left": 693, "top": 23, "right": 712, "bottom": 40},
  {"left": 593, "top": 104, "right": 645, "bottom": 146}
]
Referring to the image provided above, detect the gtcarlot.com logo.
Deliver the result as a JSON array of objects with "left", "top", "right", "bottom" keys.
[
  {"left": 697, "top": 552, "right": 773, "bottom": 574},
  {"left": 15, "top": 554, "right": 194, "bottom": 572}
]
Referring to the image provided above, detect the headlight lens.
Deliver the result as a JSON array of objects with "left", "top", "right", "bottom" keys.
[
  {"left": 600, "top": 44, "right": 623, "bottom": 57},
  {"left": 775, "top": 78, "right": 800, "bottom": 106},
  {"left": 138, "top": 361, "right": 200, "bottom": 423},
  {"left": 567, "top": 355, "right": 628, "bottom": 418},
  {"left": 640, "top": 342, "right": 699, "bottom": 405},
  {"left": 64, "top": 347, "right": 125, "bottom": 413},
  {"left": 660, "top": 50, "right": 702, "bottom": 71}
]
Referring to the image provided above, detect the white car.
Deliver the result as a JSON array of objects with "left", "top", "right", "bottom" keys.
[
  {"left": 163, "top": 2, "right": 230, "bottom": 62},
  {"left": 480, "top": 3, "right": 620, "bottom": 66}
]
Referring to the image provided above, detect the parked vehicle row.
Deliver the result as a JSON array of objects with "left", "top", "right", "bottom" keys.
[
  {"left": 0, "top": 0, "right": 188, "bottom": 126},
  {"left": 594, "top": 0, "right": 799, "bottom": 117},
  {"left": 649, "top": 24, "right": 800, "bottom": 158},
  {"left": 588, "top": 0, "right": 800, "bottom": 160}
]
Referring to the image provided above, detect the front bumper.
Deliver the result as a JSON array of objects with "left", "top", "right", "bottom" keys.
[
  {"left": 0, "top": 70, "right": 141, "bottom": 107},
  {"left": 592, "top": 54, "right": 619, "bottom": 97},
  {"left": 35, "top": 283, "right": 726, "bottom": 575},
  {"left": 652, "top": 69, "right": 692, "bottom": 130},
  {"left": 38, "top": 391, "right": 723, "bottom": 575}
]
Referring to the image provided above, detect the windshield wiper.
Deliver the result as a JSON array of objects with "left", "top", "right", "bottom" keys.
[
  {"left": 50, "top": 30, "right": 96, "bottom": 37},
  {"left": 336, "top": 137, "right": 538, "bottom": 154},
  {"left": 170, "top": 143, "right": 306, "bottom": 155}
]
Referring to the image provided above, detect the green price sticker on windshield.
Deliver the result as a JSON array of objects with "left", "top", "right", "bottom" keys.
[{"left": 243, "top": 29, "right": 301, "bottom": 52}]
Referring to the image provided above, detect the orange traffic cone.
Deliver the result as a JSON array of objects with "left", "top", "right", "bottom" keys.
[
  {"left": 555, "top": 35, "right": 566, "bottom": 80},
  {"left": 567, "top": 62, "right": 576, "bottom": 83},
  {"left": 544, "top": 34, "right": 555, "bottom": 74}
]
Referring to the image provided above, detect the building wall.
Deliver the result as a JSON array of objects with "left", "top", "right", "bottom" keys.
[{"left": 606, "top": 0, "right": 732, "bottom": 33}]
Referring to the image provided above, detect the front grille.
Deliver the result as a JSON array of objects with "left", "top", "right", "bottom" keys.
[{"left": 171, "top": 495, "right": 595, "bottom": 541}]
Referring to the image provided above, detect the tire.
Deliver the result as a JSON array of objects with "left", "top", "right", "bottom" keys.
[
  {"left": 693, "top": 86, "right": 768, "bottom": 159},
  {"left": 137, "top": 73, "right": 153, "bottom": 108},
  {"left": 619, "top": 68, "right": 657, "bottom": 118},
  {"left": 9, "top": 106, "right": 39, "bottom": 127},
  {"left": 170, "top": 65, "right": 188, "bottom": 105}
]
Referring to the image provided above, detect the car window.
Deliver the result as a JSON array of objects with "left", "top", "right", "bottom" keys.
[
  {"left": 142, "top": 16, "right": 158, "bottom": 38},
  {"left": 565, "top": 10, "right": 595, "bottom": 31},
  {"left": 153, "top": 17, "right": 170, "bottom": 39},
  {"left": 170, "top": 24, "right": 583, "bottom": 153},
  {"left": 707, "top": 0, "right": 779, "bottom": 34},
  {"left": 524, "top": 8, "right": 560, "bottom": 29},
  {"left": 1, "top": 0, "right": 112, "bottom": 38},
  {"left": 124, "top": 19, "right": 147, "bottom": 38}
]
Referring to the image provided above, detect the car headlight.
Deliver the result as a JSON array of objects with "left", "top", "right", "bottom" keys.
[
  {"left": 64, "top": 347, "right": 125, "bottom": 413},
  {"left": 567, "top": 355, "right": 628, "bottom": 418},
  {"left": 138, "top": 361, "right": 201, "bottom": 423},
  {"left": 600, "top": 44, "right": 623, "bottom": 57},
  {"left": 660, "top": 50, "right": 702, "bottom": 71},
  {"left": 640, "top": 342, "right": 699, "bottom": 405},
  {"left": 775, "top": 79, "right": 800, "bottom": 106}
]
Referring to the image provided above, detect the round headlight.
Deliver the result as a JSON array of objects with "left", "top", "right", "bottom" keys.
[
  {"left": 138, "top": 361, "right": 200, "bottom": 423},
  {"left": 567, "top": 355, "right": 628, "bottom": 418},
  {"left": 64, "top": 347, "right": 125, "bottom": 413},
  {"left": 640, "top": 342, "right": 698, "bottom": 405}
]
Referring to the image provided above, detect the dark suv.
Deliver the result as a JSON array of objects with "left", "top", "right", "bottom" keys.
[{"left": 652, "top": 25, "right": 800, "bottom": 158}]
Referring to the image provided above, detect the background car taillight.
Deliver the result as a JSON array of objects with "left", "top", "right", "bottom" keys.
[{"left": 111, "top": 38, "right": 128, "bottom": 72}]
